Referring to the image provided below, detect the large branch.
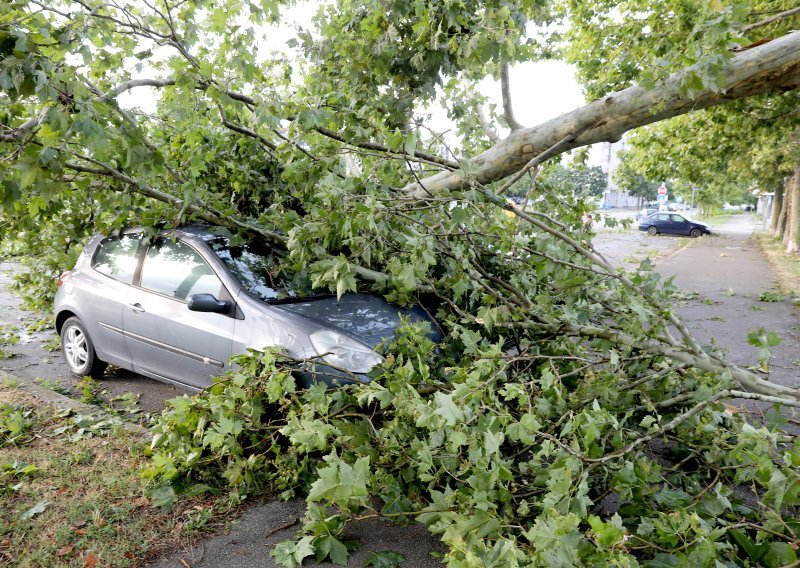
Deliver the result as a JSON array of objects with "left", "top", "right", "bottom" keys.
[
  {"left": 742, "top": 6, "right": 800, "bottom": 33},
  {"left": 500, "top": 63, "right": 523, "bottom": 131},
  {"left": 0, "top": 109, "right": 47, "bottom": 142},
  {"left": 404, "top": 31, "right": 800, "bottom": 198}
]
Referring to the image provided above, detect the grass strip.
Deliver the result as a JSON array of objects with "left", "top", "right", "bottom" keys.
[
  {"left": 0, "top": 386, "right": 213, "bottom": 567},
  {"left": 755, "top": 233, "right": 800, "bottom": 301}
]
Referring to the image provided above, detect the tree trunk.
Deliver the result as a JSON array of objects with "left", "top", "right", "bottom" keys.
[
  {"left": 776, "top": 177, "right": 790, "bottom": 240},
  {"left": 770, "top": 184, "right": 784, "bottom": 236},
  {"left": 785, "top": 167, "right": 800, "bottom": 253},
  {"left": 403, "top": 32, "right": 800, "bottom": 198}
]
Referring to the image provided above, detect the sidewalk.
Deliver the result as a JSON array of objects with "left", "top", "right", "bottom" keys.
[
  {"left": 148, "top": 503, "right": 446, "bottom": 568},
  {"left": 656, "top": 214, "right": 800, "bottom": 392}
]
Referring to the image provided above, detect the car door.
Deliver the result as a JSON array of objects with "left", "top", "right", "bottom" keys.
[
  {"left": 669, "top": 214, "right": 690, "bottom": 235},
  {"left": 651, "top": 213, "right": 671, "bottom": 232},
  {"left": 78, "top": 233, "right": 142, "bottom": 368},
  {"left": 122, "top": 237, "right": 235, "bottom": 388}
]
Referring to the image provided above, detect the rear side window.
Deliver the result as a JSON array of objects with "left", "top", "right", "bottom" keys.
[
  {"left": 92, "top": 235, "right": 141, "bottom": 284},
  {"left": 140, "top": 239, "right": 222, "bottom": 301}
]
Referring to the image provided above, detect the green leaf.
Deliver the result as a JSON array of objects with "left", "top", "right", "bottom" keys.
[
  {"left": 403, "top": 131, "right": 417, "bottom": 156},
  {"left": 307, "top": 456, "right": 370, "bottom": 509},
  {"left": 271, "top": 535, "right": 315, "bottom": 568},
  {"left": 364, "top": 551, "right": 406, "bottom": 567},
  {"left": 730, "top": 529, "right": 769, "bottom": 563},
  {"left": 315, "top": 535, "right": 349, "bottom": 565},
  {"left": 20, "top": 500, "right": 50, "bottom": 520},
  {"left": 588, "top": 514, "right": 625, "bottom": 549},
  {"left": 432, "top": 392, "right": 464, "bottom": 427},
  {"left": 763, "top": 542, "right": 797, "bottom": 568}
]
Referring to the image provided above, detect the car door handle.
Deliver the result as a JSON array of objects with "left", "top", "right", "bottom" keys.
[{"left": 128, "top": 303, "right": 145, "bottom": 314}]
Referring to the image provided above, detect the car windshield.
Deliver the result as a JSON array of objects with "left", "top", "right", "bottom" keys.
[{"left": 207, "top": 236, "right": 320, "bottom": 303}]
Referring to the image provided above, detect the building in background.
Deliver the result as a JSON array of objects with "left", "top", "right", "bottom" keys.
[{"left": 592, "top": 140, "right": 639, "bottom": 209}]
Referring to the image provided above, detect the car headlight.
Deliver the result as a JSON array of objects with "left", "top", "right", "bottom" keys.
[{"left": 309, "top": 330, "right": 384, "bottom": 373}]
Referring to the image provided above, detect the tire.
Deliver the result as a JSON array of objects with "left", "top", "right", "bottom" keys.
[
  {"left": 689, "top": 228, "right": 702, "bottom": 238},
  {"left": 647, "top": 226, "right": 658, "bottom": 236},
  {"left": 60, "top": 316, "right": 107, "bottom": 379}
]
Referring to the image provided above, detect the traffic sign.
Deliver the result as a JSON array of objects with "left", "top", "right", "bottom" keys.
[
  {"left": 657, "top": 185, "right": 667, "bottom": 195},
  {"left": 657, "top": 194, "right": 667, "bottom": 203}
]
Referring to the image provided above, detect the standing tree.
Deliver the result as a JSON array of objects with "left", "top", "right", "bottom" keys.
[
  {"left": 3, "top": 1, "right": 800, "bottom": 565},
  {"left": 541, "top": 163, "right": 608, "bottom": 199}
]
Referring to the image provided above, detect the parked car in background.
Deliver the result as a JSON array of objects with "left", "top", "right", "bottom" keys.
[
  {"left": 54, "top": 224, "right": 440, "bottom": 389},
  {"left": 636, "top": 207, "right": 658, "bottom": 220},
  {"left": 638, "top": 213, "right": 711, "bottom": 237}
]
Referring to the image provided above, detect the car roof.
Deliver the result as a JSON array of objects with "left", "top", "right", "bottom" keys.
[
  {"left": 175, "top": 223, "right": 234, "bottom": 241},
  {"left": 105, "top": 223, "right": 234, "bottom": 242}
]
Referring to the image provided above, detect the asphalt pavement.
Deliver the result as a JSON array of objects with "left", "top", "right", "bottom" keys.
[{"left": 655, "top": 214, "right": 800, "bottom": 393}]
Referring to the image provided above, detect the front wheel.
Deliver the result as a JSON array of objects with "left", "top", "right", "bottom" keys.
[
  {"left": 689, "top": 228, "right": 702, "bottom": 238},
  {"left": 647, "top": 226, "right": 658, "bottom": 236},
  {"left": 61, "top": 317, "right": 107, "bottom": 379}
]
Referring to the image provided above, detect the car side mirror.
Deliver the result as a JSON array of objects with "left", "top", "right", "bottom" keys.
[{"left": 187, "top": 293, "right": 230, "bottom": 314}]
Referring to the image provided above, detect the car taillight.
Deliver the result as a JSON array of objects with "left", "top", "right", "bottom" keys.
[{"left": 57, "top": 270, "right": 72, "bottom": 287}]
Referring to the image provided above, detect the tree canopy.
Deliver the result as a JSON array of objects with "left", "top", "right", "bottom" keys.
[{"left": 3, "top": 1, "right": 800, "bottom": 566}]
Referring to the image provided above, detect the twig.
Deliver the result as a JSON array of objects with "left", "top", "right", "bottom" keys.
[
  {"left": 264, "top": 518, "right": 299, "bottom": 538},
  {"left": 742, "top": 6, "right": 800, "bottom": 33}
]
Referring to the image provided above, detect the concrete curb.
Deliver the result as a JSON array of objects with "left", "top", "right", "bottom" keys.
[
  {"left": 0, "top": 369, "right": 150, "bottom": 437},
  {"left": 654, "top": 239, "right": 695, "bottom": 266}
]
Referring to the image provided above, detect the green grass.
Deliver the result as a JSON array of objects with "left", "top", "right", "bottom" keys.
[
  {"left": 697, "top": 214, "right": 731, "bottom": 228},
  {"left": 0, "top": 386, "right": 221, "bottom": 566},
  {"left": 755, "top": 233, "right": 800, "bottom": 301}
]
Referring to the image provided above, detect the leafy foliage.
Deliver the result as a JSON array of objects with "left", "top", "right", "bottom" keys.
[
  {"left": 147, "top": 313, "right": 800, "bottom": 565},
  {"left": 539, "top": 163, "right": 608, "bottom": 198}
]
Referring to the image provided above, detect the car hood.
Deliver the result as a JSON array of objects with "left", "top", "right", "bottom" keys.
[{"left": 272, "top": 294, "right": 439, "bottom": 348}]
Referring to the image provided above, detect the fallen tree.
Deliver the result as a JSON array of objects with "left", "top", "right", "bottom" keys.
[{"left": 2, "top": 1, "right": 800, "bottom": 565}]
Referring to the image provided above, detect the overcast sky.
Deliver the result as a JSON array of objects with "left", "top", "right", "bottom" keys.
[{"left": 478, "top": 60, "right": 586, "bottom": 128}]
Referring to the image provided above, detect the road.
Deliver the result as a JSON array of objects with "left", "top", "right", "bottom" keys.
[{"left": 596, "top": 213, "right": 800, "bottom": 404}]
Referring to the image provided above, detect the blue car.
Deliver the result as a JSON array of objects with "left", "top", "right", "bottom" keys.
[{"left": 638, "top": 213, "right": 711, "bottom": 238}]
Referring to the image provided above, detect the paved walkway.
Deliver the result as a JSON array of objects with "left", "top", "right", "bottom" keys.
[{"left": 656, "top": 214, "right": 800, "bottom": 393}]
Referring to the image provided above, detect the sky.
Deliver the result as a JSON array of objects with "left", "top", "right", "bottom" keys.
[{"left": 478, "top": 60, "right": 586, "bottom": 129}]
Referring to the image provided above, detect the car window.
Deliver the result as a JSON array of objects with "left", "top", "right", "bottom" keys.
[
  {"left": 140, "top": 239, "right": 222, "bottom": 301},
  {"left": 207, "top": 236, "right": 314, "bottom": 303},
  {"left": 654, "top": 214, "right": 669, "bottom": 221},
  {"left": 670, "top": 215, "right": 687, "bottom": 223},
  {"left": 92, "top": 234, "right": 141, "bottom": 284}
]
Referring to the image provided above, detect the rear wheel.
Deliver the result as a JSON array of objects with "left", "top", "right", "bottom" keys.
[
  {"left": 61, "top": 317, "right": 107, "bottom": 379},
  {"left": 647, "top": 226, "right": 658, "bottom": 236},
  {"left": 689, "top": 228, "right": 702, "bottom": 238}
]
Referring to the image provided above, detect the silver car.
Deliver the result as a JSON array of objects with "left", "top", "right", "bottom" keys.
[{"left": 54, "top": 224, "right": 438, "bottom": 389}]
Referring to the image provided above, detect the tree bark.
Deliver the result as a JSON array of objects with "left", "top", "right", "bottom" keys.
[
  {"left": 500, "top": 63, "right": 523, "bottom": 131},
  {"left": 777, "top": 177, "right": 791, "bottom": 243},
  {"left": 785, "top": 167, "right": 800, "bottom": 253},
  {"left": 403, "top": 31, "right": 800, "bottom": 198},
  {"left": 770, "top": 184, "right": 784, "bottom": 236}
]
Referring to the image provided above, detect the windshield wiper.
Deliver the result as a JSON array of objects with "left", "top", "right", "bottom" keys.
[{"left": 267, "top": 293, "right": 336, "bottom": 305}]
